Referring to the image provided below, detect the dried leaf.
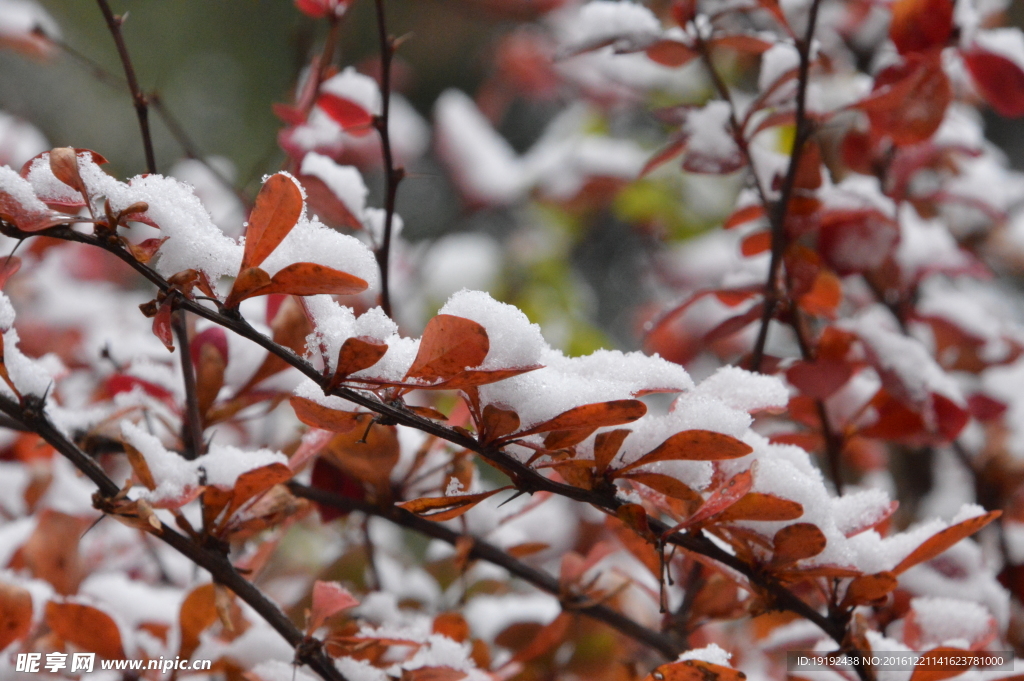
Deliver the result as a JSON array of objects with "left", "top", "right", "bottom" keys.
[
  {"left": 124, "top": 442, "right": 157, "bottom": 491},
  {"left": 513, "top": 400, "right": 647, "bottom": 439},
  {"left": 772, "top": 523, "right": 827, "bottom": 566},
  {"left": 621, "top": 472, "right": 701, "bottom": 504},
  {"left": 261, "top": 262, "right": 368, "bottom": 297},
  {"left": 893, "top": 510, "right": 1000, "bottom": 574},
  {"left": 152, "top": 303, "right": 174, "bottom": 351},
  {"left": 480, "top": 404, "right": 521, "bottom": 444},
  {"left": 680, "top": 469, "right": 755, "bottom": 530},
  {"left": 397, "top": 487, "right": 510, "bottom": 521},
  {"left": 48, "top": 147, "right": 85, "bottom": 195},
  {"left": 713, "top": 493, "right": 803, "bottom": 523},
  {"left": 18, "top": 509, "right": 87, "bottom": 595},
  {"left": 45, "top": 601, "right": 125, "bottom": 659},
  {"left": 616, "top": 503, "right": 657, "bottom": 542},
  {"left": 323, "top": 414, "right": 400, "bottom": 488},
  {"left": 615, "top": 430, "right": 752, "bottom": 476},
  {"left": 222, "top": 463, "right": 294, "bottom": 524},
  {"left": 308, "top": 580, "right": 359, "bottom": 633},
  {"left": 290, "top": 396, "right": 363, "bottom": 433},
  {"left": 0, "top": 581, "right": 32, "bottom": 651},
  {"left": 241, "top": 173, "right": 304, "bottom": 270},
  {"left": 406, "top": 315, "right": 490, "bottom": 383}
]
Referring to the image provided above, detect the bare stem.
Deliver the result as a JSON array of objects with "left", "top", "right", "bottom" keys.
[
  {"left": 372, "top": 0, "right": 404, "bottom": 318},
  {"left": 95, "top": 0, "right": 156, "bottom": 174},
  {"left": 171, "top": 307, "right": 205, "bottom": 460},
  {"left": 0, "top": 394, "right": 347, "bottom": 681},
  {"left": 749, "top": 0, "right": 825, "bottom": 372},
  {"left": 289, "top": 482, "right": 684, "bottom": 659}
]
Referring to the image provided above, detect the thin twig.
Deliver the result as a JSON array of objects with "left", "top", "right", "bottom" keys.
[
  {"left": 171, "top": 307, "right": 205, "bottom": 460},
  {"left": 749, "top": 0, "right": 826, "bottom": 372},
  {"left": 95, "top": 0, "right": 156, "bottom": 174},
  {"left": 0, "top": 393, "right": 348, "bottom": 681},
  {"left": 0, "top": 218, "right": 862, "bottom": 673},
  {"left": 371, "top": 0, "right": 404, "bottom": 318},
  {"left": 289, "top": 482, "right": 684, "bottom": 659}
]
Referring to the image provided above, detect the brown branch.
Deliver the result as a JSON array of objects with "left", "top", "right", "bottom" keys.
[
  {"left": 0, "top": 393, "right": 347, "bottom": 681},
  {"left": 371, "top": 0, "right": 404, "bottom": 318},
  {"left": 95, "top": 0, "right": 156, "bottom": 174},
  {"left": 749, "top": 0, "right": 826, "bottom": 372},
  {"left": 0, "top": 218, "right": 853, "bottom": 661},
  {"left": 171, "top": 307, "right": 205, "bottom": 460},
  {"left": 288, "top": 482, "right": 684, "bottom": 659}
]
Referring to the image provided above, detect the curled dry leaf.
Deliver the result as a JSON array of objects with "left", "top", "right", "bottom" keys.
[{"left": 397, "top": 486, "right": 511, "bottom": 521}]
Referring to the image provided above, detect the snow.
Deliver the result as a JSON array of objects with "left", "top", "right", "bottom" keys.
[
  {"left": 258, "top": 214, "right": 379, "bottom": 287},
  {"left": 909, "top": 597, "right": 993, "bottom": 648},
  {"left": 0, "top": 163, "right": 51, "bottom": 213},
  {"left": 0, "top": 111, "right": 47, "bottom": 168},
  {"left": 121, "top": 421, "right": 288, "bottom": 504},
  {"left": 300, "top": 152, "right": 368, "bottom": 221},
  {"left": 463, "top": 592, "right": 561, "bottom": 641},
  {"left": 690, "top": 366, "right": 789, "bottom": 412},
  {"left": 169, "top": 157, "right": 246, "bottom": 237},
  {"left": 434, "top": 89, "right": 526, "bottom": 205},
  {"left": 759, "top": 41, "right": 800, "bottom": 91},
  {"left": 684, "top": 101, "right": 740, "bottom": 168},
  {"left": 0, "top": 0, "right": 59, "bottom": 41},
  {"left": 678, "top": 643, "right": 733, "bottom": 666},
  {"left": 320, "top": 67, "right": 382, "bottom": 116},
  {"left": 420, "top": 233, "right": 502, "bottom": 301},
  {"left": 559, "top": 0, "right": 662, "bottom": 49},
  {"left": 438, "top": 290, "right": 547, "bottom": 370},
  {"left": 250, "top": 661, "right": 320, "bottom": 681},
  {"left": 972, "top": 28, "right": 1024, "bottom": 72}
]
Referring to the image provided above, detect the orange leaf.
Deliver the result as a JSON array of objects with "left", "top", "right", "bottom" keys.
[
  {"left": 615, "top": 430, "right": 752, "bottom": 476},
  {"left": 616, "top": 503, "right": 657, "bottom": 542},
  {"left": 741, "top": 231, "right": 772, "bottom": 257},
  {"left": 18, "top": 509, "right": 88, "bottom": 595},
  {"left": 221, "top": 463, "right": 294, "bottom": 526},
  {"left": 772, "top": 523, "right": 827, "bottom": 566},
  {"left": 225, "top": 266, "right": 272, "bottom": 308},
  {"left": 406, "top": 315, "right": 490, "bottom": 383},
  {"left": 48, "top": 147, "right": 85, "bottom": 196},
  {"left": 644, "top": 659, "right": 747, "bottom": 681},
  {"left": 124, "top": 441, "right": 157, "bottom": 491},
  {"left": 318, "top": 93, "right": 375, "bottom": 133},
  {"left": 261, "top": 262, "right": 368, "bottom": 297},
  {"left": 799, "top": 270, "right": 842, "bottom": 318},
  {"left": 841, "top": 571, "right": 898, "bottom": 608},
  {"left": 890, "top": 0, "right": 953, "bottom": 55},
  {"left": 178, "top": 583, "right": 218, "bottom": 661},
  {"left": 333, "top": 336, "right": 388, "bottom": 380},
  {"left": 433, "top": 612, "right": 471, "bottom": 642},
  {"left": 241, "top": 173, "right": 304, "bottom": 270},
  {"left": 594, "top": 428, "right": 630, "bottom": 475},
  {"left": 308, "top": 580, "right": 359, "bottom": 633},
  {"left": 645, "top": 40, "right": 697, "bottom": 67},
  {"left": 323, "top": 414, "right": 400, "bottom": 488},
  {"left": 713, "top": 493, "right": 803, "bottom": 522},
  {"left": 711, "top": 34, "right": 773, "bottom": 54},
  {"left": 620, "top": 472, "right": 701, "bottom": 504},
  {"left": 480, "top": 404, "right": 521, "bottom": 444},
  {"left": 543, "top": 427, "right": 598, "bottom": 449},
  {"left": 725, "top": 204, "right": 765, "bottom": 230},
  {"left": 512, "top": 400, "right": 647, "bottom": 439},
  {"left": 402, "top": 668, "right": 467, "bottom": 681},
  {"left": 45, "top": 601, "right": 125, "bottom": 659},
  {"left": 397, "top": 487, "right": 510, "bottom": 521},
  {"left": 152, "top": 303, "right": 174, "bottom": 351},
  {"left": 893, "top": 510, "right": 1000, "bottom": 574},
  {"left": 506, "top": 542, "right": 550, "bottom": 558},
  {"left": 0, "top": 581, "right": 32, "bottom": 651},
  {"left": 862, "top": 53, "right": 950, "bottom": 145}
]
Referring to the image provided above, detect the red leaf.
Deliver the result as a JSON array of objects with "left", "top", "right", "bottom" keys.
[
  {"left": 786, "top": 359, "right": 853, "bottom": 399},
  {"left": 644, "top": 659, "right": 747, "bottom": 681},
  {"left": 479, "top": 404, "right": 521, "bottom": 444},
  {"left": 191, "top": 327, "right": 229, "bottom": 368},
  {"left": 666, "top": 469, "right": 754, "bottom": 533},
  {"left": 841, "top": 571, "right": 898, "bottom": 608},
  {"left": 614, "top": 429, "right": 752, "bottom": 476},
  {"left": 933, "top": 393, "right": 969, "bottom": 441},
  {"left": 153, "top": 304, "right": 174, "bottom": 351},
  {"left": 512, "top": 400, "right": 647, "bottom": 439},
  {"left": 300, "top": 173, "right": 365, "bottom": 230},
  {"left": 241, "top": 173, "right": 304, "bottom": 271},
  {"left": 818, "top": 209, "right": 899, "bottom": 275},
  {"left": 290, "top": 396, "right": 363, "bottom": 433},
  {"left": 740, "top": 230, "right": 772, "bottom": 257},
  {"left": 772, "top": 523, "right": 827, "bottom": 566},
  {"left": 645, "top": 40, "right": 697, "bottom": 67},
  {"left": 893, "top": 510, "right": 1000, "bottom": 574},
  {"left": 594, "top": 428, "right": 630, "bottom": 475},
  {"left": 225, "top": 266, "right": 273, "bottom": 308},
  {"left": 710, "top": 34, "right": 774, "bottom": 54},
  {"left": 620, "top": 472, "right": 701, "bottom": 504},
  {"left": 308, "top": 581, "right": 359, "bottom": 633},
  {"left": 406, "top": 315, "right": 490, "bottom": 383},
  {"left": 798, "top": 270, "right": 842, "bottom": 318},
  {"left": 890, "top": 0, "right": 953, "bottom": 54},
  {"left": 703, "top": 303, "right": 765, "bottom": 344},
  {"left": 713, "top": 493, "right": 803, "bottom": 522},
  {"left": 641, "top": 137, "right": 687, "bottom": 177},
  {"left": 967, "top": 393, "right": 1007, "bottom": 422},
  {"left": 963, "top": 49, "right": 1024, "bottom": 117},
  {"left": 862, "top": 53, "right": 951, "bottom": 145},
  {"left": 48, "top": 147, "right": 86, "bottom": 197},
  {"left": 318, "top": 93, "right": 375, "bottom": 134}
]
